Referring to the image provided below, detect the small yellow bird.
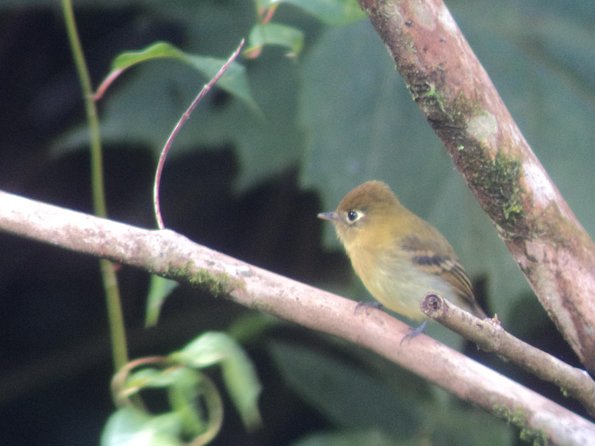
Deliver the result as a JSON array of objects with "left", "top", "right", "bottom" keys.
[{"left": 318, "top": 180, "right": 486, "bottom": 323}]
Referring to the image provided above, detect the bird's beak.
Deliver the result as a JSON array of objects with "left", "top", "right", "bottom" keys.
[{"left": 317, "top": 211, "right": 339, "bottom": 222}]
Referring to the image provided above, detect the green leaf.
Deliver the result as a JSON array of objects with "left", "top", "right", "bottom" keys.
[
  {"left": 246, "top": 23, "right": 304, "bottom": 58},
  {"left": 172, "top": 332, "right": 263, "bottom": 430},
  {"left": 101, "top": 407, "right": 182, "bottom": 446},
  {"left": 184, "top": 53, "right": 259, "bottom": 112},
  {"left": 426, "top": 398, "right": 513, "bottom": 446},
  {"left": 282, "top": 0, "right": 365, "bottom": 26},
  {"left": 145, "top": 275, "right": 179, "bottom": 327},
  {"left": 142, "top": 412, "right": 187, "bottom": 443},
  {"left": 269, "top": 340, "right": 420, "bottom": 438},
  {"left": 116, "top": 366, "right": 223, "bottom": 442},
  {"left": 57, "top": 46, "right": 302, "bottom": 190},
  {"left": 272, "top": 341, "right": 512, "bottom": 444},
  {"left": 108, "top": 41, "right": 258, "bottom": 111},
  {"left": 291, "top": 429, "right": 397, "bottom": 446},
  {"left": 111, "top": 42, "right": 186, "bottom": 70},
  {"left": 167, "top": 369, "right": 220, "bottom": 438},
  {"left": 227, "top": 312, "right": 279, "bottom": 343},
  {"left": 126, "top": 366, "right": 187, "bottom": 390}
]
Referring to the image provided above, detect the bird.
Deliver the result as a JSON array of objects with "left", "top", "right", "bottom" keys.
[{"left": 318, "top": 180, "right": 486, "bottom": 327}]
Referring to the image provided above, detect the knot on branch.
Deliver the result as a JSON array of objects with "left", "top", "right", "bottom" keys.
[{"left": 421, "top": 292, "right": 448, "bottom": 318}]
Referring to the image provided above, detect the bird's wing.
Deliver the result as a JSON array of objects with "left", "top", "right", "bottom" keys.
[{"left": 400, "top": 233, "right": 483, "bottom": 316}]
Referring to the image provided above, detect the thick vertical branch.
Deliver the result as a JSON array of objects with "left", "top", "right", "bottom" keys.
[{"left": 358, "top": 0, "right": 595, "bottom": 373}]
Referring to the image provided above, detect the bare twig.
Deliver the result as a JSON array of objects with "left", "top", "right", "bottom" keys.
[
  {"left": 421, "top": 293, "right": 595, "bottom": 416},
  {"left": 153, "top": 39, "right": 245, "bottom": 229},
  {"left": 358, "top": 0, "right": 595, "bottom": 374},
  {"left": 0, "top": 190, "right": 593, "bottom": 445}
]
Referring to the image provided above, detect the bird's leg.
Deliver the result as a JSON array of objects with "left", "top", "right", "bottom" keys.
[
  {"left": 400, "top": 320, "right": 427, "bottom": 345},
  {"left": 354, "top": 300, "right": 383, "bottom": 315}
]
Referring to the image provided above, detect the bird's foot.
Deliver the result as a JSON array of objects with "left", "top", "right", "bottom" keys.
[
  {"left": 400, "top": 321, "right": 427, "bottom": 345},
  {"left": 354, "top": 300, "right": 383, "bottom": 315}
]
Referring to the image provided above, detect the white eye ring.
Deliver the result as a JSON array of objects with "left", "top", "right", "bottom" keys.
[{"left": 346, "top": 209, "right": 363, "bottom": 224}]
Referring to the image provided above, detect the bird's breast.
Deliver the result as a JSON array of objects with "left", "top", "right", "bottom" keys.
[{"left": 345, "top": 241, "right": 458, "bottom": 321}]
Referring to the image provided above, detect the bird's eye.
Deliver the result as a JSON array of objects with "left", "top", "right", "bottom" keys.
[{"left": 346, "top": 209, "right": 362, "bottom": 223}]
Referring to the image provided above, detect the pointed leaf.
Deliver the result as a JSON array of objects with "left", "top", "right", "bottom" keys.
[
  {"left": 145, "top": 275, "right": 179, "bottom": 327},
  {"left": 108, "top": 41, "right": 258, "bottom": 111},
  {"left": 111, "top": 42, "right": 186, "bottom": 70},
  {"left": 246, "top": 23, "right": 304, "bottom": 58}
]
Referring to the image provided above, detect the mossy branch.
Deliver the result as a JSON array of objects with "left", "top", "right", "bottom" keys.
[
  {"left": 0, "top": 190, "right": 593, "bottom": 445},
  {"left": 358, "top": 0, "right": 595, "bottom": 373},
  {"left": 421, "top": 293, "right": 595, "bottom": 416}
]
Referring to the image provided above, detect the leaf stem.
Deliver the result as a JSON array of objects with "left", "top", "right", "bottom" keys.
[
  {"left": 61, "top": 0, "right": 128, "bottom": 371},
  {"left": 153, "top": 39, "right": 245, "bottom": 229}
]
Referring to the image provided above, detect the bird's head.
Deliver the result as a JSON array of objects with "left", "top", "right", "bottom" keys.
[{"left": 318, "top": 181, "right": 402, "bottom": 248}]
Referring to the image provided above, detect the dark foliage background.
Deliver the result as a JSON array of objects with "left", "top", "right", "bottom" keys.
[{"left": 0, "top": 1, "right": 593, "bottom": 445}]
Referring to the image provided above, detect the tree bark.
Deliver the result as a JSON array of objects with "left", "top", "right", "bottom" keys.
[{"left": 358, "top": 0, "right": 595, "bottom": 373}]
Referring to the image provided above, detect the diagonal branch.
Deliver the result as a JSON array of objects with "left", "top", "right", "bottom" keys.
[
  {"left": 0, "top": 190, "right": 593, "bottom": 444},
  {"left": 421, "top": 293, "right": 595, "bottom": 415},
  {"left": 358, "top": 0, "right": 595, "bottom": 373}
]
